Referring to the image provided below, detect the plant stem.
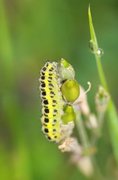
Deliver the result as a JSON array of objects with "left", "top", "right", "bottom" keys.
[
  {"left": 88, "top": 5, "right": 118, "bottom": 164},
  {"left": 88, "top": 6, "right": 108, "bottom": 91},
  {"left": 74, "top": 108, "right": 90, "bottom": 148}
]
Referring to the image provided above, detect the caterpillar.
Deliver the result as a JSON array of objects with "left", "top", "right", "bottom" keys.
[
  {"left": 39, "top": 62, "right": 65, "bottom": 142},
  {"left": 39, "top": 59, "right": 79, "bottom": 143}
]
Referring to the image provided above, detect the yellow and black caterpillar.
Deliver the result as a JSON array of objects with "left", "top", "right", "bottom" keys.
[
  {"left": 39, "top": 62, "right": 64, "bottom": 142},
  {"left": 39, "top": 59, "right": 79, "bottom": 143}
]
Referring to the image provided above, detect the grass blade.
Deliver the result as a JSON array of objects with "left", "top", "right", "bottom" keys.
[{"left": 88, "top": 5, "right": 118, "bottom": 164}]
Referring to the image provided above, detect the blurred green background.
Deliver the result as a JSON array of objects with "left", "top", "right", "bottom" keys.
[{"left": 0, "top": 0, "right": 118, "bottom": 179}]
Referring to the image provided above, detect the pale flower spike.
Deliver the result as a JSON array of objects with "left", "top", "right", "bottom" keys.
[{"left": 39, "top": 58, "right": 109, "bottom": 177}]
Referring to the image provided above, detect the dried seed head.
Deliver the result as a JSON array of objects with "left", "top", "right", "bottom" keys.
[
  {"left": 58, "top": 58, "right": 75, "bottom": 81},
  {"left": 86, "top": 114, "right": 98, "bottom": 129},
  {"left": 62, "top": 105, "right": 76, "bottom": 124},
  {"left": 95, "top": 86, "right": 110, "bottom": 112},
  {"left": 58, "top": 137, "right": 82, "bottom": 153},
  {"left": 74, "top": 85, "right": 90, "bottom": 116},
  {"left": 77, "top": 156, "right": 94, "bottom": 177},
  {"left": 60, "top": 121, "right": 75, "bottom": 142},
  {"left": 61, "top": 79, "right": 80, "bottom": 103}
]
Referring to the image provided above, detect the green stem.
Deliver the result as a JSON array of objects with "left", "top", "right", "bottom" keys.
[
  {"left": 74, "top": 108, "right": 90, "bottom": 148},
  {"left": 95, "top": 56, "right": 108, "bottom": 91},
  {"left": 91, "top": 111, "right": 105, "bottom": 145},
  {"left": 97, "top": 111, "right": 105, "bottom": 128},
  {"left": 88, "top": 6, "right": 108, "bottom": 91},
  {"left": 88, "top": 6, "right": 118, "bottom": 164}
]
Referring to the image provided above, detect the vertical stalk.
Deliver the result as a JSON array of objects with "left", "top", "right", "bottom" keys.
[
  {"left": 74, "top": 109, "right": 90, "bottom": 148},
  {"left": 88, "top": 6, "right": 118, "bottom": 164}
]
